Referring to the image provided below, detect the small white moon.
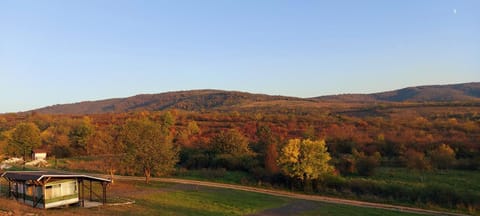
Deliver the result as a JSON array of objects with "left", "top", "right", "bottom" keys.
[{"left": 453, "top": 9, "right": 457, "bottom": 14}]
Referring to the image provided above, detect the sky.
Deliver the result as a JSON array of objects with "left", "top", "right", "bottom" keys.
[{"left": 0, "top": 0, "right": 479, "bottom": 113}]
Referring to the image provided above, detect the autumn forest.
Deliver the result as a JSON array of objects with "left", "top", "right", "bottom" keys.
[{"left": 1, "top": 86, "right": 480, "bottom": 213}]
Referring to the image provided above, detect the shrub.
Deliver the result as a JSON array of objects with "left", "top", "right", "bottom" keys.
[
  {"left": 354, "top": 151, "right": 381, "bottom": 176},
  {"left": 321, "top": 174, "right": 347, "bottom": 192},
  {"left": 183, "top": 153, "right": 210, "bottom": 169},
  {"left": 318, "top": 176, "right": 480, "bottom": 211},
  {"left": 336, "top": 154, "right": 355, "bottom": 175}
]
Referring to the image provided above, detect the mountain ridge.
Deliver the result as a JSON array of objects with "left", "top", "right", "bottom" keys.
[
  {"left": 31, "top": 82, "right": 480, "bottom": 114},
  {"left": 314, "top": 82, "right": 480, "bottom": 102}
]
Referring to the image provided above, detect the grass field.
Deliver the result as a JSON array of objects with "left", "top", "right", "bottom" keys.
[
  {"left": 355, "top": 167, "right": 480, "bottom": 193},
  {"left": 175, "top": 167, "right": 480, "bottom": 196},
  {"left": 6, "top": 160, "right": 477, "bottom": 215},
  {"left": 128, "top": 188, "right": 288, "bottom": 215},
  {"left": 0, "top": 179, "right": 425, "bottom": 216},
  {"left": 301, "top": 203, "right": 423, "bottom": 216}
]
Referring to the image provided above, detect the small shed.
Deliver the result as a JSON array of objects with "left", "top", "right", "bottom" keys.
[
  {"left": 1, "top": 171, "right": 111, "bottom": 209},
  {"left": 31, "top": 150, "right": 47, "bottom": 161}
]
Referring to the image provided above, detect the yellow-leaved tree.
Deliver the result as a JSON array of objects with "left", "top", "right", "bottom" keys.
[
  {"left": 429, "top": 144, "right": 456, "bottom": 170},
  {"left": 278, "top": 139, "right": 333, "bottom": 188}
]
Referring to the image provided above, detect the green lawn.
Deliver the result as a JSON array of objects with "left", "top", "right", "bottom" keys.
[
  {"left": 358, "top": 167, "right": 480, "bottom": 193},
  {"left": 101, "top": 181, "right": 423, "bottom": 216},
  {"left": 1, "top": 175, "right": 426, "bottom": 216},
  {"left": 7, "top": 161, "right": 475, "bottom": 215},
  {"left": 100, "top": 182, "right": 290, "bottom": 216},
  {"left": 302, "top": 203, "right": 422, "bottom": 216},
  {"left": 136, "top": 189, "right": 288, "bottom": 216}
]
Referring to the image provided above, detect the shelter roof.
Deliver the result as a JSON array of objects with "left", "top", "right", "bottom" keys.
[{"left": 1, "top": 171, "right": 111, "bottom": 183}]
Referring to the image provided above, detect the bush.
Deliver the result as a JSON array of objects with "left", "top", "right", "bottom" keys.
[
  {"left": 321, "top": 175, "right": 347, "bottom": 192},
  {"left": 183, "top": 153, "right": 210, "bottom": 169},
  {"left": 455, "top": 158, "right": 480, "bottom": 170},
  {"left": 319, "top": 177, "right": 480, "bottom": 211},
  {"left": 354, "top": 151, "right": 381, "bottom": 176},
  {"left": 336, "top": 154, "right": 355, "bottom": 175},
  {"left": 356, "top": 157, "right": 379, "bottom": 176}
]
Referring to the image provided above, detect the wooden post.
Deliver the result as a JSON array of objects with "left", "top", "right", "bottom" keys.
[
  {"left": 102, "top": 182, "right": 107, "bottom": 204},
  {"left": 32, "top": 183, "right": 36, "bottom": 208},
  {"left": 42, "top": 180, "right": 46, "bottom": 209},
  {"left": 89, "top": 180, "right": 92, "bottom": 201},
  {"left": 15, "top": 182, "right": 18, "bottom": 200},
  {"left": 77, "top": 179, "right": 80, "bottom": 206},
  {"left": 78, "top": 179, "right": 85, "bottom": 207},
  {"left": 22, "top": 182, "right": 25, "bottom": 203},
  {"left": 81, "top": 179, "right": 85, "bottom": 207}
]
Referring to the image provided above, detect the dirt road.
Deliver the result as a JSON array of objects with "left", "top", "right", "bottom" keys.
[{"left": 106, "top": 175, "right": 468, "bottom": 216}]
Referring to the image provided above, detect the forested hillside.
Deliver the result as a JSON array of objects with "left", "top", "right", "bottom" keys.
[
  {"left": 30, "top": 83, "right": 480, "bottom": 115},
  {"left": 315, "top": 82, "right": 480, "bottom": 102},
  {"left": 2, "top": 101, "right": 479, "bottom": 172}
]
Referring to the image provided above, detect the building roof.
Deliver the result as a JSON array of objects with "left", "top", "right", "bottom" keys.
[
  {"left": 32, "top": 149, "right": 47, "bottom": 153},
  {"left": 1, "top": 171, "right": 111, "bottom": 183}
]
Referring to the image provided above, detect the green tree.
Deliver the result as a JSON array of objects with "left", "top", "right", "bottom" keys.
[
  {"left": 161, "top": 111, "right": 176, "bottom": 136},
  {"left": 8, "top": 122, "right": 41, "bottom": 160},
  {"left": 68, "top": 117, "right": 94, "bottom": 155},
  {"left": 0, "top": 129, "right": 13, "bottom": 157},
  {"left": 278, "top": 139, "right": 333, "bottom": 187},
  {"left": 336, "top": 154, "right": 356, "bottom": 175},
  {"left": 176, "top": 121, "right": 201, "bottom": 148},
  {"left": 210, "top": 129, "right": 250, "bottom": 156},
  {"left": 120, "top": 118, "right": 179, "bottom": 183},
  {"left": 209, "top": 129, "right": 252, "bottom": 170},
  {"left": 353, "top": 150, "right": 381, "bottom": 176},
  {"left": 89, "top": 126, "right": 121, "bottom": 184}
]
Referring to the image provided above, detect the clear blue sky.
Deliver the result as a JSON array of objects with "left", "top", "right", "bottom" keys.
[{"left": 1, "top": 0, "right": 479, "bottom": 113}]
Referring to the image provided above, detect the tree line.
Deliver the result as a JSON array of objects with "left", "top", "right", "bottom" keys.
[{"left": 1, "top": 109, "right": 479, "bottom": 210}]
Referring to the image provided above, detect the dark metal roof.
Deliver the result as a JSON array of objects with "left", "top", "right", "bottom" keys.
[
  {"left": 31, "top": 149, "right": 47, "bottom": 153},
  {"left": 1, "top": 171, "right": 111, "bottom": 183}
]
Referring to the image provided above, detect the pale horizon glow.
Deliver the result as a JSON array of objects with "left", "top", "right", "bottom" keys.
[{"left": 1, "top": 1, "right": 479, "bottom": 113}]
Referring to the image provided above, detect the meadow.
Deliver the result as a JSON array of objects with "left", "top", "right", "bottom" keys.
[
  {"left": 0, "top": 179, "right": 425, "bottom": 216},
  {"left": 37, "top": 157, "right": 480, "bottom": 215},
  {"left": 353, "top": 167, "right": 480, "bottom": 193}
]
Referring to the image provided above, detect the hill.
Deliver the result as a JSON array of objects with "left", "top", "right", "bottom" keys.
[
  {"left": 31, "top": 83, "right": 480, "bottom": 114},
  {"left": 315, "top": 82, "right": 480, "bottom": 102},
  {"left": 33, "top": 90, "right": 308, "bottom": 114}
]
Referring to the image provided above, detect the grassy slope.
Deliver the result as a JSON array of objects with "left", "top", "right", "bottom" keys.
[
  {"left": 302, "top": 203, "right": 422, "bottom": 216},
  {"left": 175, "top": 167, "right": 480, "bottom": 194},
  {"left": 29, "top": 159, "right": 479, "bottom": 214},
  {"left": 173, "top": 167, "right": 479, "bottom": 215},
  {"left": 356, "top": 167, "right": 480, "bottom": 193},
  {"left": 0, "top": 179, "right": 424, "bottom": 216},
  {"left": 131, "top": 189, "right": 288, "bottom": 216}
]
